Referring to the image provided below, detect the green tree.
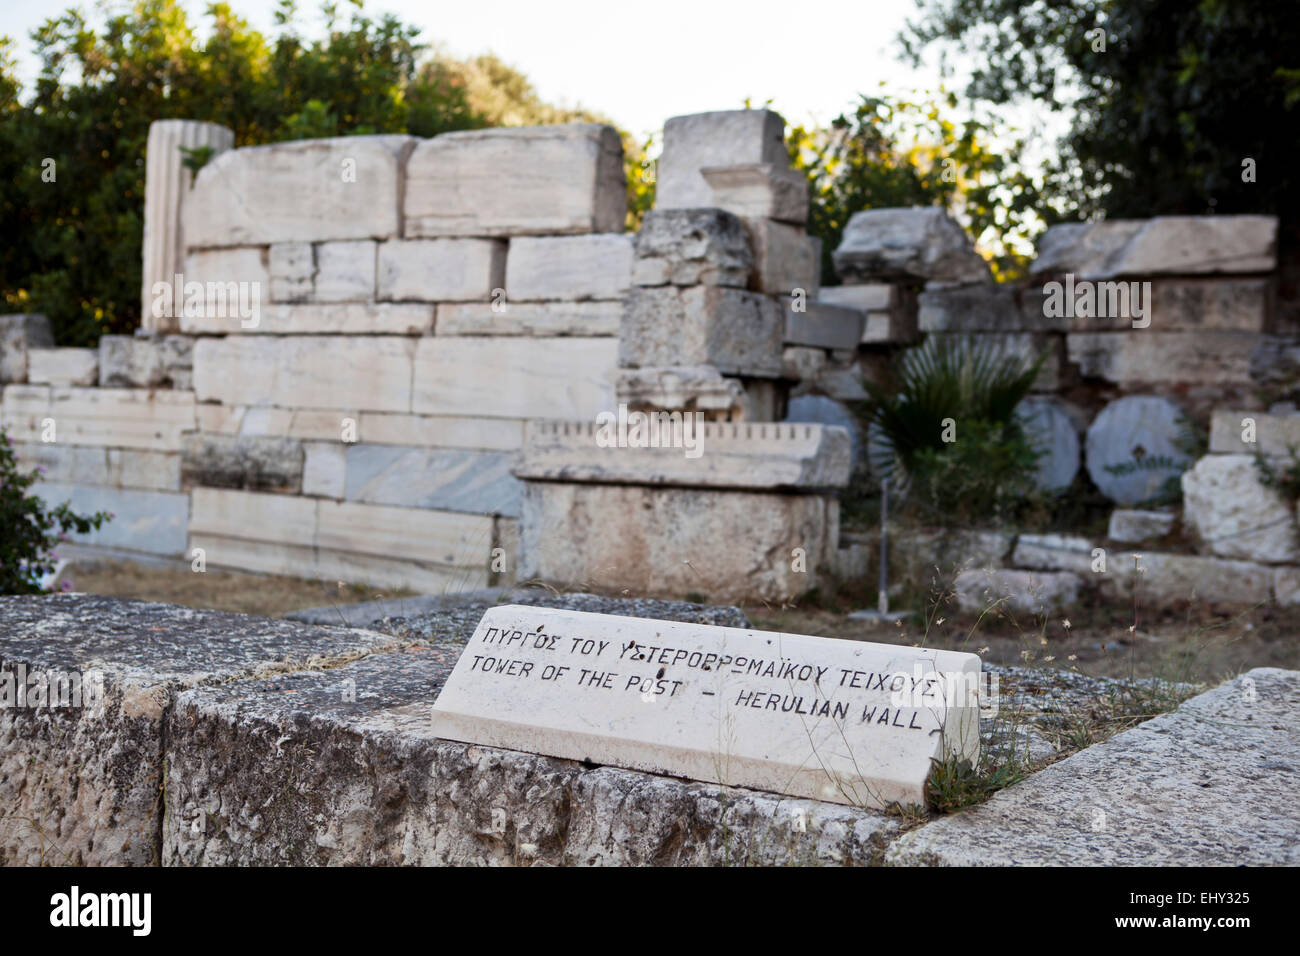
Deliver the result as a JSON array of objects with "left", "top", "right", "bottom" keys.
[
  {"left": 901, "top": 0, "right": 1300, "bottom": 227},
  {"left": 787, "top": 93, "right": 1041, "bottom": 282}
]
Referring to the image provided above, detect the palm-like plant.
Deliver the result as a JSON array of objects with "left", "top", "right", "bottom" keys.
[{"left": 865, "top": 335, "right": 1045, "bottom": 485}]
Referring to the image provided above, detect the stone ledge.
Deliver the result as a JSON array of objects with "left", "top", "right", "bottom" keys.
[{"left": 886, "top": 667, "right": 1300, "bottom": 866}]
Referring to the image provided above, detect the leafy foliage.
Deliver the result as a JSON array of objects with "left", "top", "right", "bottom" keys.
[
  {"left": 901, "top": 0, "right": 1300, "bottom": 226},
  {"left": 0, "top": 429, "right": 110, "bottom": 595},
  {"left": 786, "top": 93, "right": 1041, "bottom": 282},
  {"left": 0, "top": 0, "right": 651, "bottom": 344},
  {"left": 864, "top": 337, "right": 1046, "bottom": 526}
]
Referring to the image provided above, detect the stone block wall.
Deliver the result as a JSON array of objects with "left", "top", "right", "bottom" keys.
[{"left": 2, "top": 108, "right": 1294, "bottom": 599}]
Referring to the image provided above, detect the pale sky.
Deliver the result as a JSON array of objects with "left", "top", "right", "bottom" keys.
[{"left": 2, "top": 0, "right": 943, "bottom": 140}]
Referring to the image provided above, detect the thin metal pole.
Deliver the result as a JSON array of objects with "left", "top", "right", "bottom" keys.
[{"left": 878, "top": 477, "right": 889, "bottom": 616}]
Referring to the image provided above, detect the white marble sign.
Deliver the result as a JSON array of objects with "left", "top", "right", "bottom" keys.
[{"left": 431, "top": 606, "right": 982, "bottom": 809}]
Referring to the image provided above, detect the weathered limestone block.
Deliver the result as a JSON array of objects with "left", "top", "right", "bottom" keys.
[
  {"left": 656, "top": 110, "right": 788, "bottom": 210},
  {"left": 887, "top": 668, "right": 1300, "bottom": 865},
  {"left": 13, "top": 443, "right": 181, "bottom": 492},
  {"left": 0, "top": 314, "right": 54, "bottom": 384},
  {"left": 818, "top": 284, "right": 895, "bottom": 312},
  {"left": 615, "top": 366, "right": 747, "bottom": 417},
  {"left": 782, "top": 345, "right": 828, "bottom": 383},
  {"left": 357, "top": 413, "right": 524, "bottom": 451},
  {"left": 821, "top": 285, "right": 919, "bottom": 344},
  {"left": 180, "top": 433, "right": 304, "bottom": 494},
  {"left": 437, "top": 301, "right": 620, "bottom": 337},
  {"left": 632, "top": 209, "right": 753, "bottom": 288},
  {"left": 1068, "top": 331, "right": 1257, "bottom": 385},
  {"left": 314, "top": 240, "right": 376, "bottom": 302},
  {"left": 505, "top": 234, "right": 633, "bottom": 301},
  {"left": 178, "top": 246, "right": 269, "bottom": 320},
  {"left": 1, "top": 385, "right": 196, "bottom": 451},
  {"left": 515, "top": 420, "right": 851, "bottom": 491},
  {"left": 1181, "top": 454, "right": 1300, "bottom": 563},
  {"left": 1209, "top": 409, "right": 1300, "bottom": 456},
  {"left": 188, "top": 487, "right": 497, "bottom": 583},
  {"left": 182, "top": 135, "right": 416, "bottom": 246},
  {"left": 832, "top": 208, "right": 991, "bottom": 284},
  {"left": 1273, "top": 566, "right": 1300, "bottom": 605},
  {"left": 26, "top": 348, "right": 98, "bottom": 386},
  {"left": 405, "top": 124, "right": 625, "bottom": 237},
  {"left": 98, "top": 335, "right": 165, "bottom": 387},
  {"left": 1030, "top": 215, "right": 1278, "bottom": 279},
  {"left": 1108, "top": 509, "right": 1176, "bottom": 543},
  {"left": 141, "top": 119, "right": 235, "bottom": 332},
  {"left": 1061, "top": 277, "right": 1274, "bottom": 332},
  {"left": 182, "top": 302, "right": 432, "bottom": 335},
  {"left": 344, "top": 444, "right": 522, "bottom": 516},
  {"left": 784, "top": 300, "right": 865, "bottom": 350},
  {"left": 302, "top": 441, "right": 346, "bottom": 499},
  {"left": 1104, "top": 551, "right": 1273, "bottom": 606},
  {"left": 700, "top": 162, "right": 809, "bottom": 224},
  {"left": 378, "top": 238, "right": 506, "bottom": 302},
  {"left": 268, "top": 242, "right": 314, "bottom": 302},
  {"left": 193, "top": 336, "right": 415, "bottom": 412},
  {"left": 953, "top": 568, "right": 1082, "bottom": 614},
  {"left": 620, "top": 287, "right": 783, "bottom": 377},
  {"left": 159, "top": 641, "right": 901, "bottom": 865},
  {"left": 412, "top": 337, "right": 616, "bottom": 419},
  {"left": 34, "top": 483, "right": 189, "bottom": 556},
  {"left": 0, "top": 594, "right": 402, "bottom": 866},
  {"left": 919, "top": 284, "right": 1066, "bottom": 332},
  {"left": 317, "top": 499, "right": 496, "bottom": 571},
  {"left": 746, "top": 220, "right": 820, "bottom": 296},
  {"left": 1011, "top": 533, "right": 1095, "bottom": 575},
  {"left": 519, "top": 481, "right": 837, "bottom": 603}
]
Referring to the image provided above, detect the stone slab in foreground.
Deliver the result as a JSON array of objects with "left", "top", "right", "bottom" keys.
[
  {"left": 431, "top": 606, "right": 981, "bottom": 809},
  {"left": 0, "top": 595, "right": 402, "bottom": 866},
  {"left": 886, "top": 667, "right": 1300, "bottom": 866}
]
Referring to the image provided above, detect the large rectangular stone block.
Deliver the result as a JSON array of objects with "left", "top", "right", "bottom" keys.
[
  {"left": 784, "top": 300, "right": 865, "bottom": 350},
  {"left": 619, "top": 287, "right": 784, "bottom": 377},
  {"left": 317, "top": 499, "right": 495, "bottom": 569},
  {"left": 656, "top": 110, "right": 788, "bottom": 210},
  {"left": 26, "top": 348, "right": 99, "bottom": 386},
  {"left": 0, "top": 594, "right": 401, "bottom": 865},
  {"left": 746, "top": 219, "right": 820, "bottom": 296},
  {"left": 182, "top": 135, "right": 417, "bottom": 246},
  {"left": 183, "top": 302, "right": 432, "bottom": 335},
  {"left": 181, "top": 433, "right": 304, "bottom": 493},
  {"left": 436, "top": 301, "right": 620, "bottom": 337},
  {"left": 13, "top": 443, "right": 181, "bottom": 492},
  {"left": 1032, "top": 215, "right": 1278, "bottom": 278},
  {"left": 35, "top": 482, "right": 189, "bottom": 556},
  {"left": 505, "top": 234, "right": 633, "bottom": 301},
  {"left": 699, "top": 163, "right": 808, "bottom": 224},
  {"left": 1209, "top": 409, "right": 1300, "bottom": 456},
  {"left": 314, "top": 240, "right": 377, "bottom": 302},
  {"left": 2, "top": 385, "right": 196, "bottom": 451},
  {"left": 412, "top": 337, "right": 617, "bottom": 419},
  {"left": 0, "top": 314, "right": 53, "bottom": 384},
  {"left": 357, "top": 413, "right": 525, "bottom": 450},
  {"left": 519, "top": 481, "right": 836, "bottom": 604},
  {"left": 193, "top": 336, "right": 415, "bottom": 411},
  {"left": 515, "top": 420, "right": 850, "bottom": 490},
  {"left": 1067, "top": 331, "right": 1256, "bottom": 385},
  {"left": 378, "top": 238, "right": 506, "bottom": 302},
  {"left": 180, "top": 247, "right": 270, "bottom": 317},
  {"left": 404, "top": 125, "right": 626, "bottom": 237},
  {"left": 344, "top": 444, "right": 522, "bottom": 516},
  {"left": 190, "top": 487, "right": 317, "bottom": 548}
]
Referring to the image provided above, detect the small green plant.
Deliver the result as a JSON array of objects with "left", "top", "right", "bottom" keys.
[
  {"left": 1254, "top": 445, "right": 1300, "bottom": 500},
  {"left": 178, "top": 145, "right": 217, "bottom": 180},
  {"left": 0, "top": 429, "right": 110, "bottom": 594},
  {"left": 864, "top": 336, "right": 1046, "bottom": 527}
]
